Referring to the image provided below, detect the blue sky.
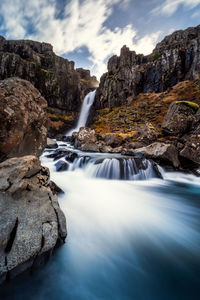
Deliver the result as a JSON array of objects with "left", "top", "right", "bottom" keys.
[{"left": 0, "top": 0, "right": 200, "bottom": 78}]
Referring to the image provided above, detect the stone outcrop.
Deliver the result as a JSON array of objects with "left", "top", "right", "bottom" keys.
[
  {"left": 95, "top": 24, "right": 200, "bottom": 109},
  {"left": 0, "top": 36, "right": 98, "bottom": 113},
  {"left": 162, "top": 101, "right": 199, "bottom": 136},
  {"left": 0, "top": 156, "right": 67, "bottom": 284},
  {"left": 125, "top": 142, "right": 180, "bottom": 169},
  {"left": 0, "top": 77, "right": 48, "bottom": 162}
]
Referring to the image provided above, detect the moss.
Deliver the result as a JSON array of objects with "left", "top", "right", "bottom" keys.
[
  {"left": 152, "top": 52, "right": 160, "bottom": 61},
  {"left": 175, "top": 101, "right": 199, "bottom": 111}
]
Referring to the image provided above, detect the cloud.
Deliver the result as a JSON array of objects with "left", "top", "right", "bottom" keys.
[
  {"left": 152, "top": 0, "right": 200, "bottom": 16},
  {"left": 0, "top": 0, "right": 161, "bottom": 78}
]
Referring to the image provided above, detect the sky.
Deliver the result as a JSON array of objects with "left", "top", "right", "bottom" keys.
[{"left": 0, "top": 0, "right": 200, "bottom": 79}]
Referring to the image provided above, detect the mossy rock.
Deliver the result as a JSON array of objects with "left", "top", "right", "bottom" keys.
[{"left": 175, "top": 101, "right": 199, "bottom": 111}]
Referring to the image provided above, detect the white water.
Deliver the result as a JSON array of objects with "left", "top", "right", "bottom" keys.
[
  {"left": 1, "top": 144, "right": 199, "bottom": 300},
  {"left": 67, "top": 90, "right": 96, "bottom": 136}
]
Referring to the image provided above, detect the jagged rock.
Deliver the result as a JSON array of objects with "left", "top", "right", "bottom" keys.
[
  {"left": 100, "top": 145, "right": 113, "bottom": 153},
  {"left": 46, "top": 138, "right": 58, "bottom": 149},
  {"left": 0, "top": 36, "right": 98, "bottom": 113},
  {"left": 162, "top": 101, "right": 198, "bottom": 136},
  {"left": 104, "top": 133, "right": 123, "bottom": 147},
  {"left": 95, "top": 24, "right": 200, "bottom": 109},
  {"left": 0, "top": 156, "right": 67, "bottom": 284},
  {"left": 126, "top": 142, "right": 180, "bottom": 168},
  {"left": 0, "top": 77, "right": 48, "bottom": 162},
  {"left": 46, "top": 149, "right": 70, "bottom": 161}
]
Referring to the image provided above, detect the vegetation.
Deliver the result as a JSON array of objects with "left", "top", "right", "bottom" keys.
[{"left": 175, "top": 101, "right": 199, "bottom": 111}]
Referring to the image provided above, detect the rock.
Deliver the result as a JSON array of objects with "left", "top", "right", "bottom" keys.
[
  {"left": 126, "top": 142, "right": 145, "bottom": 150},
  {"left": 132, "top": 142, "right": 180, "bottom": 168},
  {"left": 180, "top": 124, "right": 200, "bottom": 164},
  {"left": 111, "top": 146, "right": 123, "bottom": 153},
  {"left": 104, "top": 133, "right": 123, "bottom": 147},
  {"left": 46, "top": 138, "right": 58, "bottom": 149},
  {"left": 162, "top": 101, "right": 198, "bottom": 136},
  {"left": 0, "top": 156, "right": 67, "bottom": 284},
  {"left": 0, "top": 78, "right": 48, "bottom": 162},
  {"left": 100, "top": 145, "right": 113, "bottom": 153},
  {"left": 65, "top": 152, "right": 78, "bottom": 163},
  {"left": 49, "top": 181, "right": 64, "bottom": 195},
  {"left": 0, "top": 36, "right": 98, "bottom": 113},
  {"left": 80, "top": 142, "right": 100, "bottom": 152},
  {"left": 46, "top": 149, "right": 70, "bottom": 161},
  {"left": 95, "top": 24, "right": 200, "bottom": 109},
  {"left": 55, "top": 160, "right": 69, "bottom": 172}
]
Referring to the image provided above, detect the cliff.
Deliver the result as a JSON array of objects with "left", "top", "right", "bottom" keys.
[
  {"left": 95, "top": 24, "right": 200, "bottom": 109},
  {"left": 0, "top": 36, "right": 98, "bottom": 113}
]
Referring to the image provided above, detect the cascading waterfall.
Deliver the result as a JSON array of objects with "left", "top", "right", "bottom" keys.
[
  {"left": 1, "top": 105, "right": 200, "bottom": 300},
  {"left": 66, "top": 90, "right": 96, "bottom": 136}
]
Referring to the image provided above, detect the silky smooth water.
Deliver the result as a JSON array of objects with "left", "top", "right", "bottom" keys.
[
  {"left": 0, "top": 144, "right": 200, "bottom": 300},
  {"left": 67, "top": 90, "right": 96, "bottom": 136}
]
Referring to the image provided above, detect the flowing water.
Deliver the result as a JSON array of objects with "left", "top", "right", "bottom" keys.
[
  {"left": 67, "top": 90, "right": 96, "bottom": 136},
  {"left": 0, "top": 91, "right": 200, "bottom": 300},
  {"left": 0, "top": 141, "right": 200, "bottom": 300}
]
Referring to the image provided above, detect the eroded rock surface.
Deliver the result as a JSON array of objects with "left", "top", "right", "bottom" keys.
[
  {"left": 0, "top": 155, "right": 67, "bottom": 284},
  {"left": 95, "top": 24, "right": 200, "bottom": 109},
  {"left": 0, "top": 77, "right": 48, "bottom": 162}
]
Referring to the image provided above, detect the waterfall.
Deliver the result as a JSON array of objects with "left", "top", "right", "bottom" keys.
[{"left": 67, "top": 90, "right": 96, "bottom": 136}]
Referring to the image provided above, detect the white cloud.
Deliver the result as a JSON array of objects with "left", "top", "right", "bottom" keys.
[
  {"left": 152, "top": 0, "right": 200, "bottom": 16},
  {"left": 0, "top": 0, "right": 161, "bottom": 79}
]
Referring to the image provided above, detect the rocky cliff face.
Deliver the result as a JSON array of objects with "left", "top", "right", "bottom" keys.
[
  {"left": 0, "top": 77, "right": 48, "bottom": 162},
  {"left": 0, "top": 36, "right": 98, "bottom": 113},
  {"left": 95, "top": 24, "right": 200, "bottom": 109}
]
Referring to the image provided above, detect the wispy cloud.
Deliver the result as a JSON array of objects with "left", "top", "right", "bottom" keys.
[
  {"left": 0, "top": 0, "right": 161, "bottom": 78},
  {"left": 152, "top": 0, "right": 200, "bottom": 16}
]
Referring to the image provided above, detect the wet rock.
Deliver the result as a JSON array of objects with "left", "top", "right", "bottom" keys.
[
  {"left": 100, "top": 145, "right": 113, "bottom": 153},
  {"left": 65, "top": 152, "right": 78, "bottom": 163},
  {"left": 0, "top": 156, "right": 67, "bottom": 284},
  {"left": 131, "top": 142, "right": 180, "bottom": 168},
  {"left": 162, "top": 101, "right": 198, "bottom": 136},
  {"left": 49, "top": 181, "right": 64, "bottom": 195},
  {"left": 46, "top": 138, "right": 58, "bottom": 149},
  {"left": 46, "top": 149, "right": 70, "bottom": 161},
  {"left": 55, "top": 160, "right": 69, "bottom": 172},
  {"left": 104, "top": 133, "right": 123, "bottom": 147},
  {"left": 0, "top": 78, "right": 48, "bottom": 162}
]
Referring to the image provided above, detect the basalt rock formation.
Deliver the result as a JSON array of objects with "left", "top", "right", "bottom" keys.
[
  {"left": 95, "top": 24, "right": 200, "bottom": 109},
  {"left": 0, "top": 35, "right": 98, "bottom": 113},
  {"left": 0, "top": 77, "right": 48, "bottom": 162},
  {"left": 0, "top": 156, "right": 67, "bottom": 284}
]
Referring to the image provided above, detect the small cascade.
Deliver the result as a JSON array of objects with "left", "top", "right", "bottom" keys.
[
  {"left": 55, "top": 152, "right": 162, "bottom": 180},
  {"left": 67, "top": 90, "right": 96, "bottom": 136}
]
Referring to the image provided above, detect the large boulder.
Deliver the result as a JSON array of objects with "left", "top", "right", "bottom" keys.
[
  {"left": 162, "top": 101, "right": 199, "bottom": 136},
  {"left": 0, "top": 156, "right": 67, "bottom": 284},
  {"left": 130, "top": 142, "right": 180, "bottom": 168},
  {"left": 0, "top": 77, "right": 48, "bottom": 162}
]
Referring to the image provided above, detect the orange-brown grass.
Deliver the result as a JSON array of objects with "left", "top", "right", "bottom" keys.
[{"left": 93, "top": 79, "right": 200, "bottom": 137}]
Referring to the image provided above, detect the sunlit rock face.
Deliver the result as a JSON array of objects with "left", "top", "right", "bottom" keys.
[
  {"left": 0, "top": 35, "right": 98, "bottom": 113},
  {"left": 95, "top": 24, "right": 200, "bottom": 109}
]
